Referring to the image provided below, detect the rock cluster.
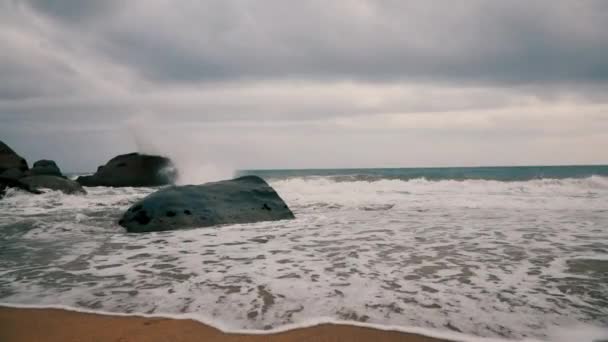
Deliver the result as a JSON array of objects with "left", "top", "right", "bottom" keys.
[
  {"left": 0, "top": 140, "right": 85, "bottom": 196},
  {"left": 1, "top": 140, "right": 295, "bottom": 232}
]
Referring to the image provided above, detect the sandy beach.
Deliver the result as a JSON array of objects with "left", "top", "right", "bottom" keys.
[{"left": 0, "top": 306, "right": 449, "bottom": 342}]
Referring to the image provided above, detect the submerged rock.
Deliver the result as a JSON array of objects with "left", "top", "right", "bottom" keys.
[
  {"left": 118, "top": 175, "right": 294, "bottom": 233},
  {"left": 77, "top": 153, "right": 177, "bottom": 187},
  {"left": 20, "top": 175, "right": 86, "bottom": 194},
  {"left": 0, "top": 140, "right": 28, "bottom": 174},
  {"left": 29, "top": 159, "right": 63, "bottom": 177}
]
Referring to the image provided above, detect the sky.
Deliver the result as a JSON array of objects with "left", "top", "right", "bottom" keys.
[{"left": 0, "top": 0, "right": 607, "bottom": 175}]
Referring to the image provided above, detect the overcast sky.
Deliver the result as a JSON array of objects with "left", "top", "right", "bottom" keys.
[{"left": 0, "top": 0, "right": 607, "bottom": 175}]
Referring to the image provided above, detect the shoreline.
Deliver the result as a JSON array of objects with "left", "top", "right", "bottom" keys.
[{"left": 0, "top": 306, "right": 452, "bottom": 342}]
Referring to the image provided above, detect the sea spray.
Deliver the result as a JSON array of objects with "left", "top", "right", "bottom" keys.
[{"left": 125, "top": 116, "right": 234, "bottom": 184}]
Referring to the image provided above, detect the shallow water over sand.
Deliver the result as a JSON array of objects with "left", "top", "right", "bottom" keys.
[{"left": 1, "top": 175, "right": 607, "bottom": 341}]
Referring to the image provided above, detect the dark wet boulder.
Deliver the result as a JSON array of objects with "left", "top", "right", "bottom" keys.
[
  {"left": 29, "top": 159, "right": 62, "bottom": 177},
  {"left": 119, "top": 175, "right": 294, "bottom": 233},
  {"left": 0, "top": 168, "right": 25, "bottom": 180},
  {"left": 0, "top": 140, "right": 28, "bottom": 174},
  {"left": 76, "top": 153, "right": 177, "bottom": 187},
  {"left": 20, "top": 175, "right": 86, "bottom": 195},
  {"left": 0, "top": 176, "right": 42, "bottom": 198}
]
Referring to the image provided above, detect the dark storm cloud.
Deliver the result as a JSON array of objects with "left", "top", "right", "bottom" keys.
[{"left": 20, "top": 0, "right": 608, "bottom": 85}]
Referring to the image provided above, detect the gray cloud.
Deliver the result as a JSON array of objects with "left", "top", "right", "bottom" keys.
[
  {"left": 20, "top": 0, "right": 608, "bottom": 85},
  {"left": 0, "top": 0, "right": 607, "bottom": 171},
  {"left": 24, "top": 0, "right": 119, "bottom": 22}
]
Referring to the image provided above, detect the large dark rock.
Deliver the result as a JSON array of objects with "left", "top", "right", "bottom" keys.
[
  {"left": 77, "top": 153, "right": 177, "bottom": 187},
  {"left": 0, "top": 168, "right": 25, "bottom": 180},
  {"left": 118, "top": 175, "right": 295, "bottom": 233},
  {"left": 20, "top": 175, "right": 86, "bottom": 195},
  {"left": 29, "top": 159, "right": 62, "bottom": 177},
  {"left": 0, "top": 176, "right": 42, "bottom": 198},
  {"left": 0, "top": 140, "right": 28, "bottom": 174}
]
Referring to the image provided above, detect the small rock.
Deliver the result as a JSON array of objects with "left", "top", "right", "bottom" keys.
[
  {"left": 29, "top": 159, "right": 63, "bottom": 177},
  {"left": 0, "top": 176, "right": 42, "bottom": 198},
  {"left": 20, "top": 175, "right": 86, "bottom": 194}
]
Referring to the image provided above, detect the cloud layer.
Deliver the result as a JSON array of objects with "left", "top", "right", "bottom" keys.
[{"left": 0, "top": 0, "right": 607, "bottom": 172}]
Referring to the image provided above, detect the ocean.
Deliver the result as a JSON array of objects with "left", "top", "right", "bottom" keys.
[{"left": 1, "top": 165, "right": 608, "bottom": 341}]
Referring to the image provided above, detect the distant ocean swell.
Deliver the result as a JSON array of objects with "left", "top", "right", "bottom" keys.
[{"left": 240, "top": 165, "right": 608, "bottom": 182}]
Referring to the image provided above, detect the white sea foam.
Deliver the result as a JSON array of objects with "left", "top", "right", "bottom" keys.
[{"left": 1, "top": 176, "right": 607, "bottom": 341}]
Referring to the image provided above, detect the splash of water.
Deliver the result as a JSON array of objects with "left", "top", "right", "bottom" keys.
[{"left": 125, "top": 116, "right": 234, "bottom": 184}]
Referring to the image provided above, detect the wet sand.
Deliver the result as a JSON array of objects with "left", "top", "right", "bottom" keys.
[{"left": 0, "top": 306, "right": 449, "bottom": 342}]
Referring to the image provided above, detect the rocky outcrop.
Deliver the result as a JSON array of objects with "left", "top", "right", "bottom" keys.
[
  {"left": 77, "top": 153, "right": 176, "bottom": 187},
  {"left": 0, "top": 140, "right": 28, "bottom": 174},
  {"left": 29, "top": 160, "right": 62, "bottom": 177},
  {"left": 118, "top": 175, "right": 295, "bottom": 233},
  {"left": 20, "top": 175, "right": 86, "bottom": 195}
]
